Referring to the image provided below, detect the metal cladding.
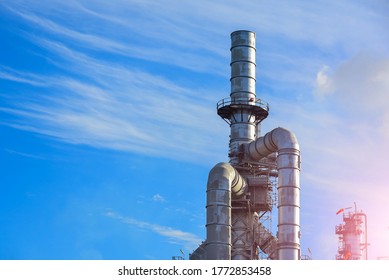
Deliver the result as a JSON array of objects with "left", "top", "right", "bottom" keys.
[
  {"left": 230, "top": 30, "right": 256, "bottom": 100},
  {"left": 217, "top": 30, "right": 269, "bottom": 165},
  {"left": 191, "top": 30, "right": 301, "bottom": 260},
  {"left": 205, "top": 162, "right": 247, "bottom": 259}
]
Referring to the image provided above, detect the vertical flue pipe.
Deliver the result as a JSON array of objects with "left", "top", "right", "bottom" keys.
[
  {"left": 245, "top": 127, "right": 301, "bottom": 260},
  {"left": 206, "top": 162, "right": 247, "bottom": 259},
  {"left": 229, "top": 30, "right": 258, "bottom": 164}
]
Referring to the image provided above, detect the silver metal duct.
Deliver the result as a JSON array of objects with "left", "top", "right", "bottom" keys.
[
  {"left": 217, "top": 30, "right": 268, "bottom": 165},
  {"left": 191, "top": 31, "right": 301, "bottom": 261},
  {"left": 206, "top": 162, "right": 247, "bottom": 259},
  {"left": 229, "top": 30, "right": 257, "bottom": 163},
  {"left": 244, "top": 127, "right": 301, "bottom": 260}
]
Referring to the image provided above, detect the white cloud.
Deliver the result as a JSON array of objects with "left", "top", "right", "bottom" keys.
[
  {"left": 104, "top": 211, "right": 202, "bottom": 249},
  {"left": 3, "top": 148, "right": 46, "bottom": 160},
  {"left": 2, "top": 0, "right": 389, "bottom": 260},
  {"left": 6, "top": 4, "right": 227, "bottom": 75},
  {"left": 314, "top": 52, "right": 389, "bottom": 111},
  {"left": 0, "top": 66, "right": 48, "bottom": 87},
  {"left": 314, "top": 65, "right": 334, "bottom": 97},
  {"left": 0, "top": 44, "right": 226, "bottom": 164},
  {"left": 340, "top": 57, "right": 389, "bottom": 111},
  {"left": 152, "top": 194, "right": 165, "bottom": 202}
]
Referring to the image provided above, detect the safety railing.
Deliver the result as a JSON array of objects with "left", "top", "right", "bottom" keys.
[{"left": 217, "top": 97, "right": 269, "bottom": 112}]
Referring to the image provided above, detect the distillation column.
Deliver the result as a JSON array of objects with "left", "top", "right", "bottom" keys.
[{"left": 335, "top": 206, "right": 368, "bottom": 260}]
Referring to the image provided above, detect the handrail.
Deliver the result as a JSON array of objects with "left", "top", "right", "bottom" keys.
[{"left": 217, "top": 97, "right": 269, "bottom": 112}]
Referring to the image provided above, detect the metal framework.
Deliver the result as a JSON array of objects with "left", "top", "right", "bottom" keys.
[
  {"left": 190, "top": 30, "right": 301, "bottom": 260},
  {"left": 335, "top": 205, "right": 368, "bottom": 260}
]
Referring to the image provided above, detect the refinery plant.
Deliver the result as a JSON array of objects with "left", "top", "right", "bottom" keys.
[
  {"left": 187, "top": 30, "right": 374, "bottom": 261},
  {"left": 335, "top": 204, "right": 368, "bottom": 260},
  {"left": 190, "top": 30, "right": 301, "bottom": 260}
]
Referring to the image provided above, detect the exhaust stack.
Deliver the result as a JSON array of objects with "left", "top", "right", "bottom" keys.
[
  {"left": 191, "top": 30, "right": 301, "bottom": 260},
  {"left": 217, "top": 30, "right": 268, "bottom": 165}
]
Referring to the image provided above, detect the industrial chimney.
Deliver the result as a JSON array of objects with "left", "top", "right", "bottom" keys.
[{"left": 190, "top": 30, "right": 301, "bottom": 260}]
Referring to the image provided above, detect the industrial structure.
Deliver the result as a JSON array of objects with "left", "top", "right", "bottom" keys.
[
  {"left": 190, "top": 30, "right": 301, "bottom": 260},
  {"left": 335, "top": 205, "right": 368, "bottom": 260}
]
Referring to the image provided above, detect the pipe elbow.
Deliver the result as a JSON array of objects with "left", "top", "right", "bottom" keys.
[
  {"left": 245, "top": 127, "right": 299, "bottom": 161},
  {"left": 271, "top": 127, "right": 299, "bottom": 151},
  {"left": 205, "top": 162, "right": 247, "bottom": 259},
  {"left": 243, "top": 127, "right": 301, "bottom": 259},
  {"left": 207, "top": 162, "right": 247, "bottom": 197}
]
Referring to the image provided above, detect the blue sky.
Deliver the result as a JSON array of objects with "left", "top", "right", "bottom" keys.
[{"left": 1, "top": 0, "right": 389, "bottom": 260}]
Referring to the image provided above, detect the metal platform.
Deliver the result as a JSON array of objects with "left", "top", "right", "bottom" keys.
[{"left": 217, "top": 97, "right": 269, "bottom": 124}]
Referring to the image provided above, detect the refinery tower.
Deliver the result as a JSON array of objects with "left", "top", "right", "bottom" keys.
[
  {"left": 335, "top": 205, "right": 368, "bottom": 260},
  {"left": 190, "top": 30, "right": 301, "bottom": 260}
]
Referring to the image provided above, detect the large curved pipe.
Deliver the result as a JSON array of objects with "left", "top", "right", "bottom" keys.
[
  {"left": 244, "top": 127, "right": 301, "bottom": 260},
  {"left": 206, "top": 162, "right": 247, "bottom": 259}
]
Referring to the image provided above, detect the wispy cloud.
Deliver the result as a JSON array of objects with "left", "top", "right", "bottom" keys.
[
  {"left": 152, "top": 194, "right": 165, "bottom": 202},
  {"left": 0, "top": 66, "right": 48, "bottom": 87},
  {"left": 2, "top": 0, "right": 389, "bottom": 260},
  {"left": 0, "top": 39, "right": 225, "bottom": 163},
  {"left": 11, "top": 8, "right": 134, "bottom": 55},
  {"left": 104, "top": 210, "right": 202, "bottom": 249},
  {"left": 3, "top": 148, "right": 46, "bottom": 160},
  {"left": 315, "top": 52, "right": 389, "bottom": 114},
  {"left": 10, "top": 0, "right": 387, "bottom": 83},
  {"left": 6, "top": 3, "right": 227, "bottom": 75},
  {"left": 2, "top": 0, "right": 388, "bottom": 174}
]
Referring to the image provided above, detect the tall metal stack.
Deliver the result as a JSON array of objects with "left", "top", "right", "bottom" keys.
[
  {"left": 217, "top": 31, "right": 269, "bottom": 165},
  {"left": 190, "top": 30, "right": 301, "bottom": 260}
]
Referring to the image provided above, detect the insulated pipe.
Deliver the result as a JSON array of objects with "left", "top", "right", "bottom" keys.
[
  {"left": 244, "top": 127, "right": 300, "bottom": 260},
  {"left": 230, "top": 30, "right": 256, "bottom": 101},
  {"left": 229, "top": 31, "right": 257, "bottom": 164},
  {"left": 206, "top": 162, "right": 247, "bottom": 259}
]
